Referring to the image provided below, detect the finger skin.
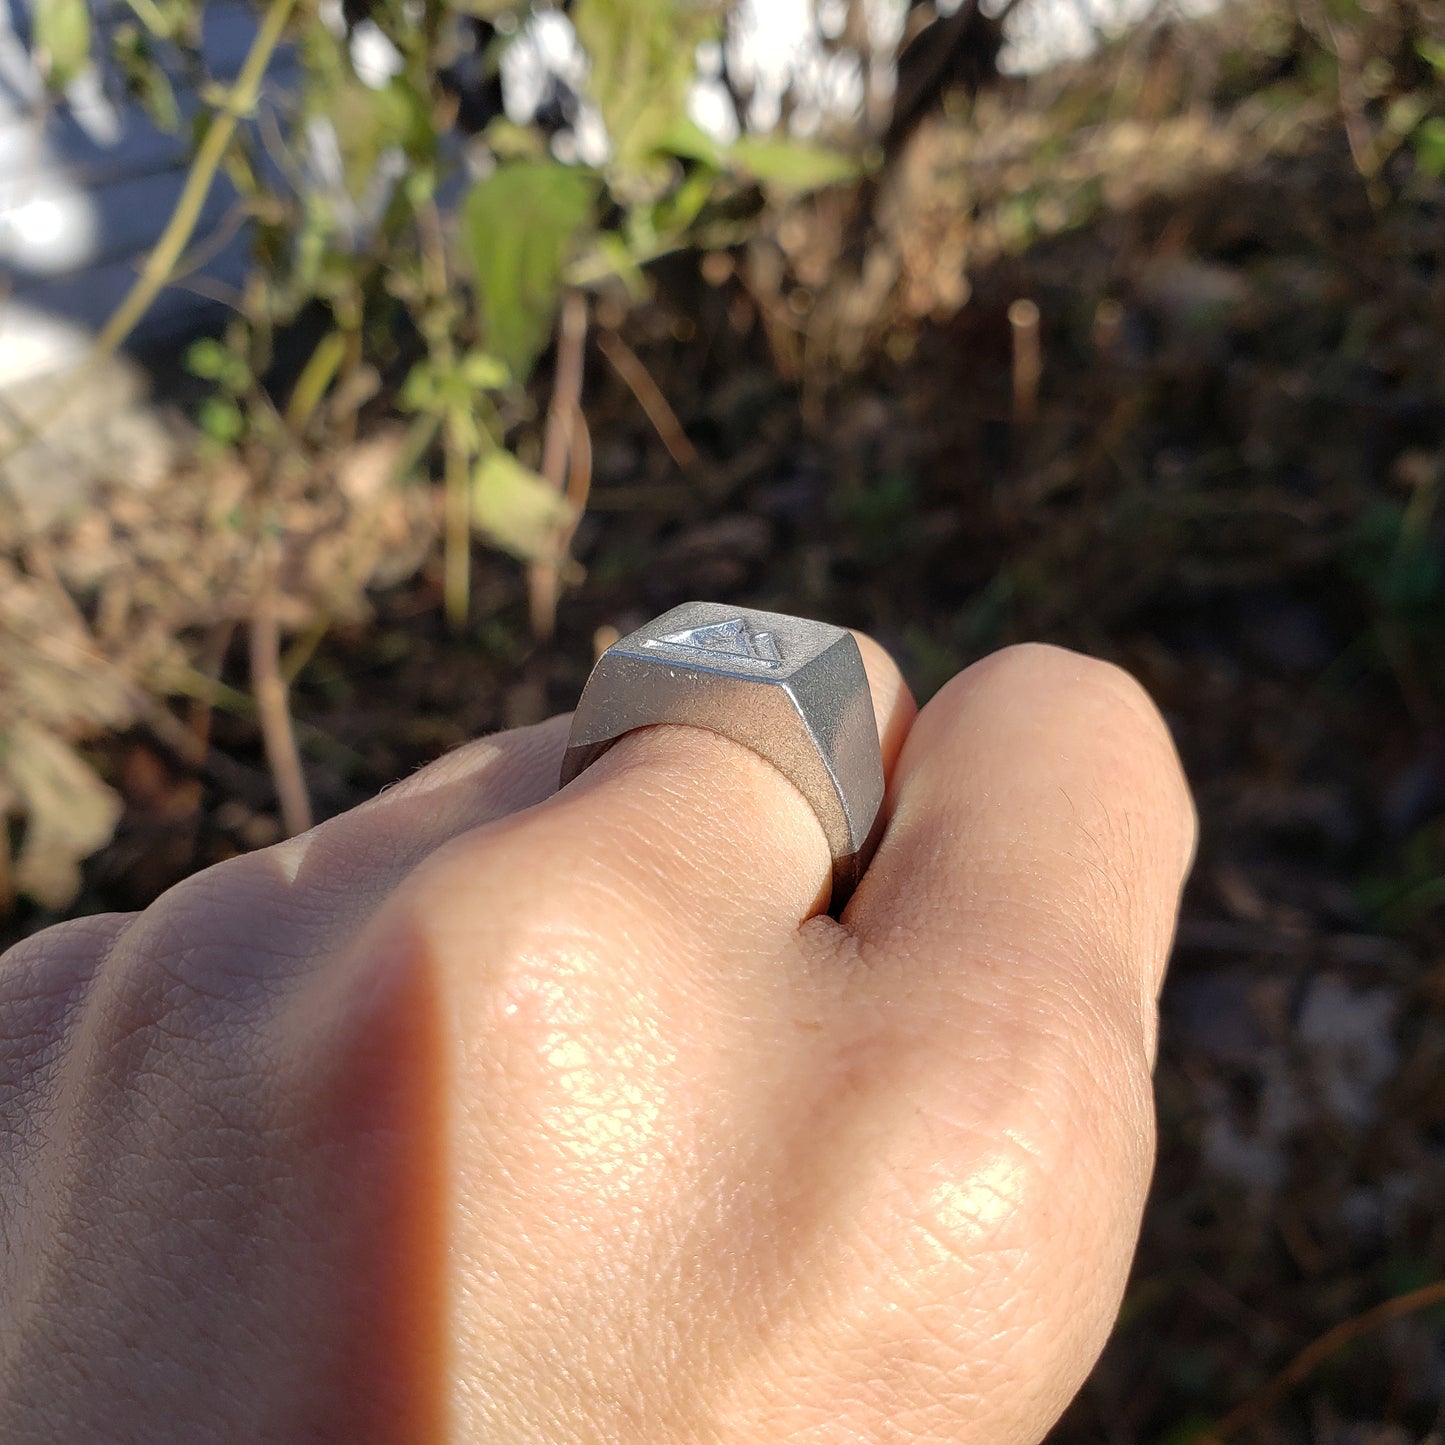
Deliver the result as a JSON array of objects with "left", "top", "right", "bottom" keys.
[
  {"left": 849, "top": 642, "right": 1196, "bottom": 1044},
  {"left": 360, "top": 643, "right": 1192, "bottom": 1443},
  {"left": 0, "top": 636, "right": 915, "bottom": 1443},
  {"left": 0, "top": 639, "right": 1194, "bottom": 1445},
  {"left": 534, "top": 630, "right": 915, "bottom": 929},
  {"left": 0, "top": 720, "right": 570, "bottom": 1444},
  {"left": 760, "top": 642, "right": 1196, "bottom": 1442}
]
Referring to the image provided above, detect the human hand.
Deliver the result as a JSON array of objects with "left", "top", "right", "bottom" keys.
[{"left": 0, "top": 640, "right": 1194, "bottom": 1443}]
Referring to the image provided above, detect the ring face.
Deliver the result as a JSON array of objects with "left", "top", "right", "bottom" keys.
[{"left": 561, "top": 602, "right": 885, "bottom": 909}]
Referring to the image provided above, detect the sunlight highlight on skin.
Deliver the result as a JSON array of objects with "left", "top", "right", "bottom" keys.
[
  {"left": 270, "top": 830, "right": 317, "bottom": 885},
  {"left": 920, "top": 1144, "right": 1032, "bottom": 1248},
  {"left": 509, "top": 963, "right": 676, "bottom": 1189}
]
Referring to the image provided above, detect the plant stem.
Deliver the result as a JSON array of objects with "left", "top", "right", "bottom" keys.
[
  {"left": 100, "top": 0, "right": 296, "bottom": 357},
  {"left": 596, "top": 329, "right": 697, "bottom": 468},
  {"left": 1202, "top": 1278, "right": 1445, "bottom": 1442},
  {"left": 250, "top": 541, "right": 313, "bottom": 837},
  {"left": 528, "top": 290, "right": 589, "bottom": 642},
  {"left": 444, "top": 416, "right": 471, "bottom": 633},
  {"left": 0, "top": 0, "right": 297, "bottom": 466}
]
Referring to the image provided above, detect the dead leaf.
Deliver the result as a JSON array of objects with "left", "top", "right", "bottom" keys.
[
  {"left": 4, "top": 723, "right": 123, "bottom": 908},
  {"left": 471, "top": 450, "right": 573, "bottom": 560}
]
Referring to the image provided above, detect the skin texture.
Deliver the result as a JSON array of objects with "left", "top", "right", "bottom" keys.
[{"left": 0, "top": 640, "right": 1195, "bottom": 1444}]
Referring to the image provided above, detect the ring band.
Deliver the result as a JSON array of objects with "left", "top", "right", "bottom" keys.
[{"left": 560, "top": 602, "right": 885, "bottom": 910}]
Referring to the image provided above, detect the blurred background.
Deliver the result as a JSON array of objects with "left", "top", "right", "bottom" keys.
[{"left": 1, "top": 0, "right": 1443, "bottom": 1438}]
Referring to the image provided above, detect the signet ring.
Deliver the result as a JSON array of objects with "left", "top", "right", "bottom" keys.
[{"left": 560, "top": 602, "right": 886, "bottom": 911}]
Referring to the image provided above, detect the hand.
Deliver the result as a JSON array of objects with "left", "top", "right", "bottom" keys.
[{"left": 0, "top": 641, "right": 1194, "bottom": 1443}]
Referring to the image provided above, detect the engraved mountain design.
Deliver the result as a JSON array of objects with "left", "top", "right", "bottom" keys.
[{"left": 650, "top": 617, "right": 783, "bottom": 667}]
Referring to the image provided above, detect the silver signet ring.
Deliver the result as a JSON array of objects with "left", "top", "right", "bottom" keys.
[{"left": 560, "top": 602, "right": 885, "bottom": 911}]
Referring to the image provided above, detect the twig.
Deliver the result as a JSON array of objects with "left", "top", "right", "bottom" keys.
[
  {"left": 136, "top": 693, "right": 274, "bottom": 810},
  {"left": 97, "top": 0, "right": 294, "bottom": 359},
  {"left": 596, "top": 329, "right": 699, "bottom": 469},
  {"left": 1008, "top": 298, "right": 1042, "bottom": 430},
  {"left": 442, "top": 418, "right": 472, "bottom": 633},
  {"left": 0, "top": 0, "right": 297, "bottom": 467},
  {"left": 528, "top": 290, "right": 589, "bottom": 642},
  {"left": 540, "top": 291, "right": 589, "bottom": 488},
  {"left": 249, "top": 544, "right": 312, "bottom": 836},
  {"left": 1202, "top": 1279, "right": 1445, "bottom": 1442},
  {"left": 565, "top": 406, "right": 593, "bottom": 517},
  {"left": 185, "top": 620, "right": 235, "bottom": 765}
]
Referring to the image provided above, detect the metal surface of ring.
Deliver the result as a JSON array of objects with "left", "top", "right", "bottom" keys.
[{"left": 560, "top": 601, "right": 885, "bottom": 910}]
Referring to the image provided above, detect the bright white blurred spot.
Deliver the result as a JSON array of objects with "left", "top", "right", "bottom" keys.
[
  {"left": 350, "top": 21, "right": 404, "bottom": 90},
  {"left": 997, "top": 0, "right": 1225, "bottom": 75},
  {"left": 0, "top": 187, "right": 97, "bottom": 273},
  {"left": 502, "top": 10, "right": 586, "bottom": 119},
  {"left": 571, "top": 103, "right": 611, "bottom": 167},
  {"left": 688, "top": 77, "right": 740, "bottom": 146},
  {"left": 0, "top": 302, "right": 92, "bottom": 386},
  {"left": 11, "top": 194, "right": 64, "bottom": 246},
  {"left": 494, "top": 0, "right": 1228, "bottom": 157},
  {"left": 501, "top": 10, "right": 611, "bottom": 166},
  {"left": 65, "top": 67, "right": 121, "bottom": 145},
  {"left": 817, "top": 0, "right": 850, "bottom": 38}
]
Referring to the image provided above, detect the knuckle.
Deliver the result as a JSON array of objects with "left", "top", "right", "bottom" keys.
[
  {"left": 856, "top": 1012, "right": 1154, "bottom": 1428},
  {"left": 42, "top": 849, "right": 343, "bottom": 1137},
  {"left": 898, "top": 1000, "right": 1155, "bottom": 1271},
  {"left": 383, "top": 815, "right": 686, "bottom": 1186},
  {"left": 0, "top": 917, "right": 128, "bottom": 1148}
]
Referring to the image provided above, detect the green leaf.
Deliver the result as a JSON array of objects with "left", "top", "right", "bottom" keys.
[
  {"left": 198, "top": 396, "right": 245, "bottom": 445},
  {"left": 483, "top": 117, "right": 549, "bottom": 162},
  {"left": 658, "top": 114, "right": 724, "bottom": 167},
  {"left": 186, "top": 338, "right": 231, "bottom": 381},
  {"left": 461, "top": 162, "right": 596, "bottom": 380},
  {"left": 113, "top": 22, "right": 180, "bottom": 131},
  {"left": 573, "top": 0, "right": 720, "bottom": 191},
  {"left": 471, "top": 450, "right": 573, "bottom": 559},
  {"left": 728, "top": 137, "right": 863, "bottom": 192},
  {"left": 33, "top": 0, "right": 92, "bottom": 87},
  {"left": 1384, "top": 91, "right": 1430, "bottom": 139},
  {"left": 1417, "top": 38, "right": 1445, "bottom": 76},
  {"left": 400, "top": 361, "right": 439, "bottom": 413},
  {"left": 1412, "top": 116, "right": 1445, "bottom": 178},
  {"left": 459, "top": 351, "right": 512, "bottom": 391}
]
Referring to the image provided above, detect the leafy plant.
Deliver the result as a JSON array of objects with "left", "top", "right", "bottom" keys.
[
  {"left": 1409, "top": 38, "right": 1445, "bottom": 176},
  {"left": 28, "top": 0, "right": 863, "bottom": 633}
]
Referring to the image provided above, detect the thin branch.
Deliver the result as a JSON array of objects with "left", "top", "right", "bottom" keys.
[
  {"left": 1008, "top": 297, "right": 1041, "bottom": 430},
  {"left": 1203, "top": 1279, "right": 1445, "bottom": 1442},
  {"left": 528, "top": 290, "right": 590, "bottom": 642},
  {"left": 596, "top": 329, "right": 698, "bottom": 469},
  {"left": 0, "top": 0, "right": 297, "bottom": 466},
  {"left": 96, "top": 0, "right": 295, "bottom": 359},
  {"left": 565, "top": 406, "right": 593, "bottom": 518},
  {"left": 249, "top": 544, "right": 312, "bottom": 837},
  {"left": 541, "top": 291, "right": 590, "bottom": 487},
  {"left": 443, "top": 419, "right": 472, "bottom": 632}
]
